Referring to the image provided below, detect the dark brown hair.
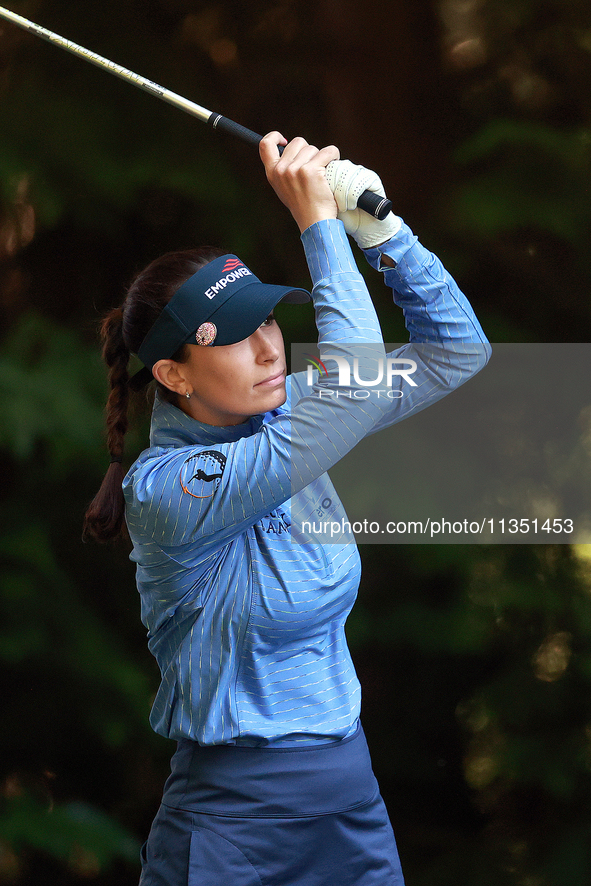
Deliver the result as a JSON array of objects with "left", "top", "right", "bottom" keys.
[{"left": 83, "top": 246, "right": 225, "bottom": 543}]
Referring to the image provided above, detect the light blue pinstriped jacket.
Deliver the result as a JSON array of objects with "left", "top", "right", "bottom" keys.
[{"left": 123, "top": 219, "right": 490, "bottom": 746}]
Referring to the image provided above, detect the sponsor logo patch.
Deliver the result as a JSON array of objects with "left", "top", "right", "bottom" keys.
[
  {"left": 180, "top": 449, "right": 227, "bottom": 498},
  {"left": 204, "top": 262, "right": 252, "bottom": 299}
]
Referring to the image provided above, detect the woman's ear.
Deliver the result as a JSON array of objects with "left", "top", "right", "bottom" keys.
[{"left": 152, "top": 359, "right": 188, "bottom": 395}]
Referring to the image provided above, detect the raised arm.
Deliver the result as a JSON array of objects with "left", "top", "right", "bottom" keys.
[{"left": 289, "top": 159, "right": 491, "bottom": 431}]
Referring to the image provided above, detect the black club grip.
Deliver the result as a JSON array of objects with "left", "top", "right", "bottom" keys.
[
  {"left": 209, "top": 114, "right": 263, "bottom": 147},
  {"left": 356, "top": 190, "right": 392, "bottom": 221},
  {"left": 209, "top": 114, "right": 392, "bottom": 220}
]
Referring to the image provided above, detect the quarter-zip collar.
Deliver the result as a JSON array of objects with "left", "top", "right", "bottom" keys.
[{"left": 149, "top": 391, "right": 271, "bottom": 448}]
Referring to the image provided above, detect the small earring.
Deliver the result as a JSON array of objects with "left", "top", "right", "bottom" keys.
[{"left": 185, "top": 391, "right": 191, "bottom": 400}]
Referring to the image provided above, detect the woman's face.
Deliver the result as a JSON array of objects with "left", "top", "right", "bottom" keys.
[{"left": 173, "top": 315, "right": 287, "bottom": 426}]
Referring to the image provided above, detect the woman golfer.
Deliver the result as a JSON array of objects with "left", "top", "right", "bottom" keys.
[{"left": 85, "top": 132, "right": 489, "bottom": 885}]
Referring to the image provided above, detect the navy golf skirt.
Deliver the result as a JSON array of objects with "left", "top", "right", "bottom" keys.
[{"left": 139, "top": 722, "right": 405, "bottom": 886}]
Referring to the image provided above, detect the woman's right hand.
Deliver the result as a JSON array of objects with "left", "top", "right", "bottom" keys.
[{"left": 259, "top": 132, "right": 340, "bottom": 233}]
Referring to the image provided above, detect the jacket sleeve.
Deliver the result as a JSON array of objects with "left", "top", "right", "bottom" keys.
[
  {"left": 289, "top": 221, "right": 491, "bottom": 433},
  {"left": 124, "top": 219, "right": 393, "bottom": 549}
]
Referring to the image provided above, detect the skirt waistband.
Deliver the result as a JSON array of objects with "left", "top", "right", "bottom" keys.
[{"left": 162, "top": 722, "right": 379, "bottom": 817}]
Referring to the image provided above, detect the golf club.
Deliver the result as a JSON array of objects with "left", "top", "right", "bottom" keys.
[{"left": 0, "top": 5, "right": 392, "bottom": 220}]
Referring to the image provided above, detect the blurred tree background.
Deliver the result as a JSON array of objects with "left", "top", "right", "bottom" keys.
[{"left": 1, "top": 0, "right": 591, "bottom": 883}]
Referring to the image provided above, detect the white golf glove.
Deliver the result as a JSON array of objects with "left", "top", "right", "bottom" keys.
[{"left": 325, "top": 159, "right": 401, "bottom": 249}]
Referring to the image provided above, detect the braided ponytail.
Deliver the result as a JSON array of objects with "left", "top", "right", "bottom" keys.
[
  {"left": 83, "top": 245, "right": 226, "bottom": 543},
  {"left": 83, "top": 308, "right": 130, "bottom": 542}
]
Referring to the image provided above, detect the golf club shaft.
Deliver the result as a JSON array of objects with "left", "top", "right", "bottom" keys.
[{"left": 0, "top": 6, "right": 392, "bottom": 220}]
